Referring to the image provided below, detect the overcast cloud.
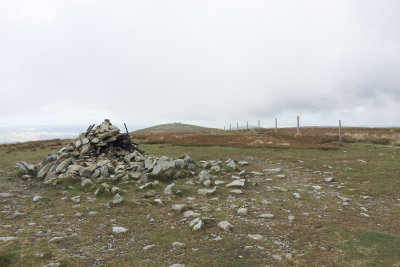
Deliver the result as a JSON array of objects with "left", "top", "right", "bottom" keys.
[{"left": 1, "top": 0, "right": 399, "bottom": 142}]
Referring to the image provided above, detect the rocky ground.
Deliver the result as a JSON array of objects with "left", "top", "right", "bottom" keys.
[{"left": 1, "top": 138, "right": 400, "bottom": 266}]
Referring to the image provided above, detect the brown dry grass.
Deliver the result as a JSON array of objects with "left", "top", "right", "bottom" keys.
[
  {"left": 264, "top": 127, "right": 400, "bottom": 145},
  {"left": 132, "top": 127, "right": 400, "bottom": 149},
  {"left": 132, "top": 131, "right": 341, "bottom": 149}
]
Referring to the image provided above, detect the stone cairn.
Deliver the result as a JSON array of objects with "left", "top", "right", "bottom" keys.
[{"left": 30, "top": 119, "right": 195, "bottom": 194}]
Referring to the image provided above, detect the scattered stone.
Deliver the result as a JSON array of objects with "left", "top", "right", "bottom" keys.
[
  {"left": 139, "top": 182, "right": 153, "bottom": 190},
  {"left": 43, "top": 263, "right": 61, "bottom": 267},
  {"left": 0, "top": 237, "right": 17, "bottom": 241},
  {"left": 32, "top": 196, "right": 43, "bottom": 202},
  {"left": 192, "top": 219, "right": 203, "bottom": 231},
  {"left": 198, "top": 187, "right": 217, "bottom": 195},
  {"left": 143, "top": 244, "right": 156, "bottom": 251},
  {"left": 272, "top": 255, "right": 283, "bottom": 261},
  {"left": 112, "top": 193, "right": 124, "bottom": 204},
  {"left": 71, "top": 196, "right": 80, "bottom": 203},
  {"left": 312, "top": 185, "right": 322, "bottom": 190},
  {"left": 213, "top": 236, "right": 222, "bottom": 241},
  {"left": 203, "top": 179, "right": 212, "bottom": 187},
  {"left": 49, "top": 236, "right": 66, "bottom": 242},
  {"left": 164, "top": 183, "right": 175, "bottom": 195},
  {"left": 248, "top": 234, "right": 263, "bottom": 240},
  {"left": 293, "top": 193, "right": 301, "bottom": 199},
  {"left": 273, "top": 186, "right": 288, "bottom": 192},
  {"left": 361, "top": 195, "right": 373, "bottom": 199},
  {"left": 183, "top": 210, "right": 200, "bottom": 218},
  {"left": 142, "top": 190, "right": 157, "bottom": 198},
  {"left": 324, "top": 177, "right": 334, "bottom": 182},
  {"left": 0, "top": 193, "right": 14, "bottom": 198},
  {"left": 172, "top": 204, "right": 186, "bottom": 213},
  {"left": 111, "top": 187, "right": 120, "bottom": 194},
  {"left": 217, "top": 221, "right": 233, "bottom": 232},
  {"left": 172, "top": 241, "right": 185, "bottom": 248},
  {"left": 154, "top": 199, "right": 164, "bottom": 205},
  {"left": 226, "top": 160, "right": 236, "bottom": 170},
  {"left": 81, "top": 179, "right": 92, "bottom": 188},
  {"left": 259, "top": 213, "right": 274, "bottom": 219},
  {"left": 264, "top": 168, "right": 281, "bottom": 173},
  {"left": 229, "top": 189, "right": 243, "bottom": 194},
  {"left": 210, "top": 166, "right": 220, "bottom": 172},
  {"left": 275, "top": 174, "right": 286, "bottom": 179},
  {"left": 112, "top": 226, "right": 128, "bottom": 234},
  {"left": 288, "top": 215, "right": 295, "bottom": 221},
  {"left": 226, "top": 179, "right": 245, "bottom": 188},
  {"left": 13, "top": 211, "right": 26, "bottom": 217},
  {"left": 238, "top": 161, "right": 249, "bottom": 166},
  {"left": 237, "top": 208, "right": 248, "bottom": 215},
  {"left": 87, "top": 197, "right": 96, "bottom": 203},
  {"left": 198, "top": 170, "right": 210, "bottom": 182},
  {"left": 261, "top": 199, "right": 271, "bottom": 205}
]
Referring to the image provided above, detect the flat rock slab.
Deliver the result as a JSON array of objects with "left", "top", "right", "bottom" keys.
[
  {"left": 226, "top": 179, "right": 245, "bottom": 188},
  {"left": 0, "top": 237, "right": 17, "bottom": 241},
  {"left": 0, "top": 193, "right": 14, "bottom": 197},
  {"left": 112, "top": 226, "right": 128, "bottom": 234}
]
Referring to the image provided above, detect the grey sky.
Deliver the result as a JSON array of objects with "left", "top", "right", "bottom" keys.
[{"left": 1, "top": 0, "right": 399, "bottom": 142}]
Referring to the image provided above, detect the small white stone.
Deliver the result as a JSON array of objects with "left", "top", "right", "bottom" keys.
[
  {"left": 293, "top": 193, "right": 301, "bottom": 199},
  {"left": 259, "top": 213, "right": 274, "bottom": 219},
  {"left": 272, "top": 255, "right": 283, "bottom": 261},
  {"left": 248, "top": 234, "right": 263, "bottom": 240},
  {"left": 172, "top": 241, "right": 185, "bottom": 248},
  {"left": 0, "top": 236, "right": 17, "bottom": 241},
  {"left": 111, "top": 187, "right": 120, "bottom": 194},
  {"left": 217, "top": 221, "right": 233, "bottom": 232},
  {"left": 32, "top": 196, "right": 43, "bottom": 202},
  {"left": 183, "top": 210, "right": 200, "bottom": 218},
  {"left": 112, "top": 226, "right": 128, "bottom": 234},
  {"left": 154, "top": 199, "right": 164, "bottom": 205},
  {"left": 237, "top": 208, "right": 248, "bottom": 215},
  {"left": 112, "top": 193, "right": 124, "bottom": 204},
  {"left": 143, "top": 244, "right": 156, "bottom": 251},
  {"left": 172, "top": 204, "right": 186, "bottom": 213},
  {"left": 71, "top": 196, "right": 80, "bottom": 203}
]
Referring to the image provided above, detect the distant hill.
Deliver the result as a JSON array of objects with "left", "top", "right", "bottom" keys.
[{"left": 134, "top": 123, "right": 217, "bottom": 133}]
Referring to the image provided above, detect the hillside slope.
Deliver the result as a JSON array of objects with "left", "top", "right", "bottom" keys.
[{"left": 134, "top": 122, "right": 217, "bottom": 133}]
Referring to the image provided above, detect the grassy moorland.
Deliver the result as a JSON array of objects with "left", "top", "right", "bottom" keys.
[{"left": 0, "top": 130, "right": 399, "bottom": 266}]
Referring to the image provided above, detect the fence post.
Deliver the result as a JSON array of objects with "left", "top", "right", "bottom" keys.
[
  {"left": 247, "top": 121, "right": 248, "bottom": 130},
  {"left": 224, "top": 126, "right": 225, "bottom": 131},
  {"left": 258, "top": 120, "right": 260, "bottom": 133},
  {"left": 237, "top": 122, "right": 239, "bottom": 131},
  {"left": 275, "top": 118, "right": 277, "bottom": 133},
  {"left": 297, "top": 116, "right": 300, "bottom": 135},
  {"left": 339, "top": 120, "right": 342, "bottom": 142},
  {"left": 230, "top": 124, "right": 231, "bottom": 131}
]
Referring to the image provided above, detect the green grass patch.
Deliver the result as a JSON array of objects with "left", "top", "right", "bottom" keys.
[{"left": 329, "top": 224, "right": 400, "bottom": 266}]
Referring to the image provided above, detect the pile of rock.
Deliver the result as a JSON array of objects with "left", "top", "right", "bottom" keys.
[{"left": 31, "top": 120, "right": 195, "bottom": 191}]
